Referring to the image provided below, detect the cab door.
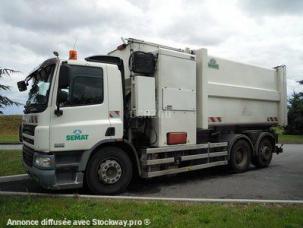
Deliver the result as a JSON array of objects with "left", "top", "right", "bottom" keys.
[{"left": 49, "top": 61, "right": 111, "bottom": 152}]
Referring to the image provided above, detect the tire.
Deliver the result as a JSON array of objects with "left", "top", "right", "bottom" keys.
[
  {"left": 230, "top": 139, "right": 251, "bottom": 173},
  {"left": 85, "top": 146, "right": 133, "bottom": 195},
  {"left": 252, "top": 138, "right": 273, "bottom": 168}
]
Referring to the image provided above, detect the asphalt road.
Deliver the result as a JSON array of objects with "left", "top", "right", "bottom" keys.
[{"left": 1, "top": 144, "right": 302, "bottom": 200}]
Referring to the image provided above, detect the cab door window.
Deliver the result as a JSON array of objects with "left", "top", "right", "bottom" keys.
[{"left": 58, "top": 65, "right": 103, "bottom": 106}]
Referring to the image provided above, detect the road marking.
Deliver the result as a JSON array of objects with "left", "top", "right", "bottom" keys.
[
  {"left": 0, "top": 174, "right": 29, "bottom": 183},
  {"left": 0, "top": 191, "right": 302, "bottom": 204}
]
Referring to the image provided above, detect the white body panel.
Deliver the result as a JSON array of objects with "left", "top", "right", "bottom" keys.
[
  {"left": 196, "top": 49, "right": 287, "bottom": 129},
  {"left": 109, "top": 39, "right": 287, "bottom": 146},
  {"left": 132, "top": 76, "right": 156, "bottom": 116},
  {"left": 107, "top": 64, "right": 124, "bottom": 138},
  {"left": 22, "top": 62, "right": 61, "bottom": 152},
  {"left": 154, "top": 49, "right": 196, "bottom": 146},
  {"left": 162, "top": 87, "right": 195, "bottom": 111},
  {"left": 111, "top": 45, "right": 196, "bottom": 147},
  {"left": 22, "top": 110, "right": 51, "bottom": 152},
  {"left": 49, "top": 61, "right": 118, "bottom": 152}
]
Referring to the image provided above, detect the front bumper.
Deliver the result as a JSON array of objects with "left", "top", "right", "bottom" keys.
[
  {"left": 23, "top": 162, "right": 84, "bottom": 190},
  {"left": 22, "top": 146, "right": 84, "bottom": 190},
  {"left": 23, "top": 162, "right": 57, "bottom": 189}
]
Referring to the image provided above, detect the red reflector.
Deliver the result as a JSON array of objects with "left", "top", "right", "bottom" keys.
[{"left": 167, "top": 132, "right": 187, "bottom": 145}]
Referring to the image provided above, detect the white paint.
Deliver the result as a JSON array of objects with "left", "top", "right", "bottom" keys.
[
  {"left": 110, "top": 42, "right": 197, "bottom": 147},
  {"left": 48, "top": 60, "right": 112, "bottom": 152},
  {"left": 132, "top": 76, "right": 156, "bottom": 117},
  {"left": 0, "top": 191, "right": 302, "bottom": 204},
  {"left": 162, "top": 87, "right": 196, "bottom": 111},
  {"left": 196, "top": 52, "right": 288, "bottom": 128},
  {"left": 107, "top": 64, "right": 124, "bottom": 138},
  {"left": 155, "top": 49, "right": 196, "bottom": 146}
]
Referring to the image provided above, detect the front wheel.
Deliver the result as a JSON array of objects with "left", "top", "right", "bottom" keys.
[
  {"left": 230, "top": 139, "right": 251, "bottom": 173},
  {"left": 86, "top": 146, "right": 133, "bottom": 195}
]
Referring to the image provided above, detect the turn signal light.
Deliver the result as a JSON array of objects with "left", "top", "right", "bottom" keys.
[{"left": 69, "top": 50, "right": 77, "bottom": 60}]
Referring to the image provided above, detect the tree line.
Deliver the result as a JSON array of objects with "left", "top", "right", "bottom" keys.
[
  {"left": 0, "top": 68, "right": 20, "bottom": 114},
  {"left": 285, "top": 80, "right": 303, "bottom": 134}
]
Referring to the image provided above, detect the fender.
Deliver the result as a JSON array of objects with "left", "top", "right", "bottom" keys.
[
  {"left": 78, "top": 139, "right": 142, "bottom": 176},
  {"left": 221, "top": 134, "right": 254, "bottom": 160}
]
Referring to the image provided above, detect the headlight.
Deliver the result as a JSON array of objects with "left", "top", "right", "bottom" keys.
[{"left": 34, "top": 154, "right": 54, "bottom": 169}]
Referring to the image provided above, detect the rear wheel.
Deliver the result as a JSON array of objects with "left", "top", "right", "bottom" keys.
[
  {"left": 252, "top": 138, "right": 273, "bottom": 168},
  {"left": 230, "top": 139, "right": 251, "bottom": 173},
  {"left": 86, "top": 146, "right": 133, "bottom": 194}
]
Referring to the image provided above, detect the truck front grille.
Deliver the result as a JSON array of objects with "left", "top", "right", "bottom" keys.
[
  {"left": 23, "top": 137, "right": 34, "bottom": 145},
  {"left": 22, "top": 124, "right": 36, "bottom": 136},
  {"left": 22, "top": 124, "right": 36, "bottom": 146},
  {"left": 23, "top": 146, "right": 34, "bottom": 167}
]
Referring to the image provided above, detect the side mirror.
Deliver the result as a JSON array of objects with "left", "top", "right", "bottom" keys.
[
  {"left": 55, "top": 90, "right": 68, "bottom": 117},
  {"left": 17, "top": 81, "right": 27, "bottom": 92}
]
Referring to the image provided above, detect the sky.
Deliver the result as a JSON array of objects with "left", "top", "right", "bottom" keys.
[{"left": 0, "top": 0, "right": 302, "bottom": 114}]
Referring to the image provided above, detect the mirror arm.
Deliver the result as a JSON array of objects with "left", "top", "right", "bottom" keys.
[
  {"left": 25, "top": 75, "right": 33, "bottom": 84},
  {"left": 54, "top": 91, "right": 63, "bottom": 117},
  {"left": 54, "top": 104, "right": 63, "bottom": 117}
]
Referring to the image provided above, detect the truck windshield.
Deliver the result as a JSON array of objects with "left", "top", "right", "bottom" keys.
[{"left": 24, "top": 64, "right": 55, "bottom": 113}]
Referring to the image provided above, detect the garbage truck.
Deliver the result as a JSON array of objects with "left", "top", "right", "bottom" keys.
[{"left": 17, "top": 38, "right": 287, "bottom": 194}]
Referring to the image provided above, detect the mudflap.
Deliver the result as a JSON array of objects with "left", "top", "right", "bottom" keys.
[{"left": 275, "top": 144, "right": 283, "bottom": 154}]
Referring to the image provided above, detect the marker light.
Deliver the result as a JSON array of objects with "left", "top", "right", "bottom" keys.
[
  {"left": 69, "top": 49, "right": 78, "bottom": 60},
  {"left": 117, "top": 44, "right": 126, "bottom": 50}
]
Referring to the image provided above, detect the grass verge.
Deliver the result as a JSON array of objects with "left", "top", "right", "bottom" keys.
[
  {"left": 0, "top": 196, "right": 303, "bottom": 227},
  {"left": 0, "top": 150, "right": 24, "bottom": 176},
  {"left": 0, "top": 135, "right": 19, "bottom": 144},
  {"left": 0, "top": 115, "right": 21, "bottom": 144},
  {"left": 278, "top": 134, "right": 303, "bottom": 144}
]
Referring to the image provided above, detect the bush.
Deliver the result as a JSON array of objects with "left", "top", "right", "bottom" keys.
[{"left": 285, "top": 92, "right": 303, "bottom": 135}]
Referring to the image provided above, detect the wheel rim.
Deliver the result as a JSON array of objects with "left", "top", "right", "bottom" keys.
[
  {"left": 98, "top": 160, "right": 122, "bottom": 184},
  {"left": 235, "top": 148, "right": 246, "bottom": 165},
  {"left": 260, "top": 145, "right": 271, "bottom": 161}
]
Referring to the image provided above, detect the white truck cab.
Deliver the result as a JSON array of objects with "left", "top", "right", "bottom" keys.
[{"left": 17, "top": 38, "right": 286, "bottom": 194}]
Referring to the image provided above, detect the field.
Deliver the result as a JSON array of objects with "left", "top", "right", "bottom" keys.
[
  {"left": 0, "top": 115, "right": 21, "bottom": 143},
  {"left": 0, "top": 196, "right": 302, "bottom": 227},
  {"left": 278, "top": 134, "right": 303, "bottom": 144},
  {"left": 0, "top": 150, "right": 23, "bottom": 176}
]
